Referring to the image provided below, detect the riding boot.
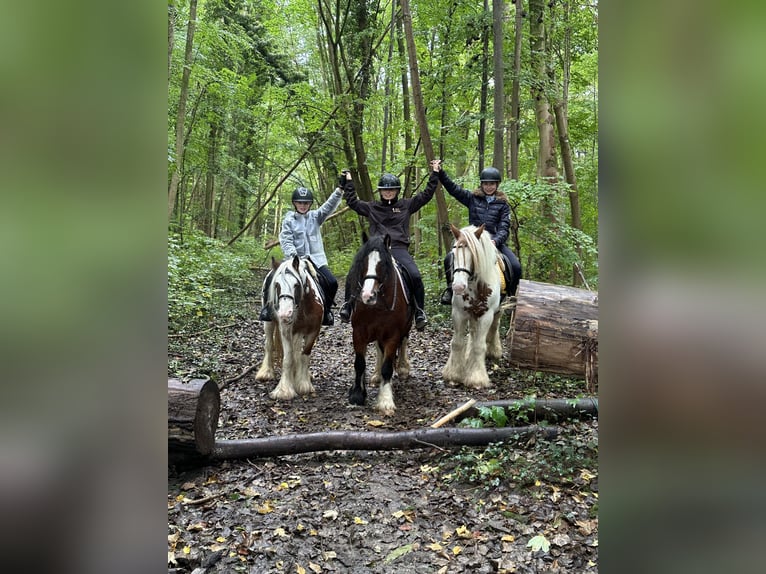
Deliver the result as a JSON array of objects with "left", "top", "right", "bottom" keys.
[
  {"left": 258, "top": 270, "right": 274, "bottom": 322},
  {"left": 440, "top": 252, "right": 454, "bottom": 305},
  {"left": 339, "top": 281, "right": 353, "bottom": 323},
  {"left": 322, "top": 304, "right": 334, "bottom": 326},
  {"left": 413, "top": 279, "right": 428, "bottom": 331}
]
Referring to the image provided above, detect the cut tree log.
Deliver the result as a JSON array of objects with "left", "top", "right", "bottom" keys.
[
  {"left": 506, "top": 279, "right": 598, "bottom": 391},
  {"left": 168, "top": 378, "right": 220, "bottom": 465},
  {"left": 452, "top": 398, "right": 598, "bottom": 425},
  {"left": 212, "top": 426, "right": 560, "bottom": 460}
]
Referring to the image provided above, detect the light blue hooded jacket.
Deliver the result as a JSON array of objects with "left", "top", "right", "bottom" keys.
[{"left": 279, "top": 187, "right": 342, "bottom": 268}]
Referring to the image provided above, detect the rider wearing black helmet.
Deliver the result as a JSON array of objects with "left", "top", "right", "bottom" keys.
[
  {"left": 337, "top": 164, "right": 440, "bottom": 331},
  {"left": 259, "top": 183, "right": 343, "bottom": 326},
  {"left": 434, "top": 163, "right": 522, "bottom": 304}
]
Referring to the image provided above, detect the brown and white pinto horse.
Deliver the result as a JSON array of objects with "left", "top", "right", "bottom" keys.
[
  {"left": 442, "top": 224, "right": 503, "bottom": 389},
  {"left": 346, "top": 233, "right": 412, "bottom": 415},
  {"left": 255, "top": 256, "right": 324, "bottom": 400}
]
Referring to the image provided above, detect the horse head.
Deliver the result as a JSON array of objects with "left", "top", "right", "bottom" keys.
[
  {"left": 358, "top": 233, "right": 392, "bottom": 306},
  {"left": 274, "top": 256, "right": 303, "bottom": 324}
]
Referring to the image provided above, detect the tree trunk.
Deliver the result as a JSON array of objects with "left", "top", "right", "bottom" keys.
[
  {"left": 167, "top": 1, "right": 175, "bottom": 84},
  {"left": 397, "top": 14, "right": 415, "bottom": 196},
  {"left": 528, "top": 0, "right": 560, "bottom": 281},
  {"left": 400, "top": 0, "right": 451, "bottom": 253},
  {"left": 212, "top": 426, "right": 559, "bottom": 460},
  {"left": 506, "top": 279, "right": 598, "bottom": 390},
  {"left": 168, "top": 0, "right": 197, "bottom": 221},
  {"left": 203, "top": 122, "right": 217, "bottom": 236},
  {"left": 453, "top": 398, "right": 598, "bottom": 425},
  {"left": 492, "top": 0, "right": 505, "bottom": 172},
  {"left": 168, "top": 378, "right": 220, "bottom": 465},
  {"left": 509, "top": 0, "right": 523, "bottom": 180},
  {"left": 478, "top": 0, "right": 490, "bottom": 172}
]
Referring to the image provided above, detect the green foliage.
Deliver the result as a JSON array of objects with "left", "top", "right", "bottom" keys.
[{"left": 167, "top": 231, "right": 259, "bottom": 331}]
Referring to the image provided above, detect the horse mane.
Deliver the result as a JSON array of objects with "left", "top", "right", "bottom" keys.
[
  {"left": 347, "top": 234, "right": 394, "bottom": 292},
  {"left": 459, "top": 225, "right": 499, "bottom": 284}
]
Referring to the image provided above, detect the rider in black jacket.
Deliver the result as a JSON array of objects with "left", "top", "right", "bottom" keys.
[{"left": 338, "top": 163, "right": 440, "bottom": 331}]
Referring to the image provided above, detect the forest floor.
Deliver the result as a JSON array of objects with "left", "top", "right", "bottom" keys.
[{"left": 168, "top": 281, "right": 598, "bottom": 573}]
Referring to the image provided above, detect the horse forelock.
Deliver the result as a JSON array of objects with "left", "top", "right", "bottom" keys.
[
  {"left": 459, "top": 226, "right": 499, "bottom": 285},
  {"left": 350, "top": 235, "right": 393, "bottom": 282}
]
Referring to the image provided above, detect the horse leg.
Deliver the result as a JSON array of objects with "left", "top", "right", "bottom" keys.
[
  {"left": 295, "top": 326, "right": 320, "bottom": 395},
  {"left": 270, "top": 326, "right": 298, "bottom": 400},
  {"left": 348, "top": 333, "right": 367, "bottom": 406},
  {"left": 255, "top": 321, "right": 276, "bottom": 381},
  {"left": 375, "top": 340, "right": 397, "bottom": 416},
  {"left": 486, "top": 309, "right": 503, "bottom": 360},
  {"left": 370, "top": 343, "right": 383, "bottom": 386},
  {"left": 395, "top": 336, "right": 410, "bottom": 380},
  {"left": 443, "top": 311, "right": 468, "bottom": 383},
  {"left": 462, "top": 315, "right": 492, "bottom": 389}
]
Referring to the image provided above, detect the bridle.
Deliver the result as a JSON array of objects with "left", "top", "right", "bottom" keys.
[
  {"left": 358, "top": 249, "right": 399, "bottom": 311},
  {"left": 452, "top": 244, "right": 475, "bottom": 281}
]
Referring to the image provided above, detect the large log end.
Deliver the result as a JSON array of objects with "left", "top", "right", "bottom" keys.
[{"left": 168, "top": 377, "right": 220, "bottom": 456}]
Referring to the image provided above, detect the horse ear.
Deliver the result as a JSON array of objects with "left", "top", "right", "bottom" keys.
[
  {"left": 474, "top": 224, "right": 485, "bottom": 239},
  {"left": 384, "top": 234, "right": 391, "bottom": 249},
  {"left": 271, "top": 256, "right": 280, "bottom": 270},
  {"left": 450, "top": 223, "right": 461, "bottom": 239},
  {"left": 292, "top": 255, "right": 301, "bottom": 271},
  {"left": 362, "top": 231, "right": 369, "bottom": 244}
]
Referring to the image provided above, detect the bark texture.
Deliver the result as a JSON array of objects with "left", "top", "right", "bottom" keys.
[
  {"left": 168, "top": 377, "right": 220, "bottom": 464},
  {"left": 212, "top": 426, "right": 559, "bottom": 460},
  {"left": 506, "top": 279, "right": 598, "bottom": 390}
]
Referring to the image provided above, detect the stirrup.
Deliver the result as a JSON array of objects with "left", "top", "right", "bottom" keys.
[{"left": 415, "top": 309, "right": 427, "bottom": 331}]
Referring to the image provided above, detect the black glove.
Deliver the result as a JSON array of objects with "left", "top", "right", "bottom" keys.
[{"left": 338, "top": 171, "right": 348, "bottom": 189}]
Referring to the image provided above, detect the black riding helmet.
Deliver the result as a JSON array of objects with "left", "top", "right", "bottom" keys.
[
  {"left": 377, "top": 174, "right": 401, "bottom": 206},
  {"left": 479, "top": 167, "right": 502, "bottom": 183},
  {"left": 291, "top": 186, "right": 314, "bottom": 204}
]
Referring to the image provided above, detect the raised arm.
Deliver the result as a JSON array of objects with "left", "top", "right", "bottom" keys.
[
  {"left": 315, "top": 187, "right": 343, "bottom": 224},
  {"left": 342, "top": 172, "right": 371, "bottom": 217},
  {"left": 436, "top": 166, "right": 472, "bottom": 207}
]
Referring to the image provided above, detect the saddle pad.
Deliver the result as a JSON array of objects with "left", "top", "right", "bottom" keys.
[{"left": 497, "top": 260, "right": 506, "bottom": 293}]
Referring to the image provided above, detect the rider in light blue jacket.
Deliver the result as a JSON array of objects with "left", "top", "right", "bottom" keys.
[{"left": 259, "top": 185, "right": 343, "bottom": 326}]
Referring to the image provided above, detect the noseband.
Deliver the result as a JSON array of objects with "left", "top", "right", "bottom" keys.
[{"left": 452, "top": 245, "right": 475, "bottom": 280}]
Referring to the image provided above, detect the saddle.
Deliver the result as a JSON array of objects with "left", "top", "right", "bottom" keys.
[
  {"left": 497, "top": 253, "right": 515, "bottom": 298},
  {"left": 302, "top": 257, "right": 327, "bottom": 306},
  {"left": 392, "top": 261, "right": 412, "bottom": 307}
]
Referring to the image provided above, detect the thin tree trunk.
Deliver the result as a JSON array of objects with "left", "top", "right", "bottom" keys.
[
  {"left": 167, "top": 1, "right": 175, "bottom": 84},
  {"left": 203, "top": 123, "right": 217, "bottom": 236},
  {"left": 553, "top": 100, "right": 584, "bottom": 285},
  {"left": 478, "top": 0, "right": 490, "bottom": 172},
  {"left": 528, "top": 0, "right": 559, "bottom": 281},
  {"left": 381, "top": 1, "right": 396, "bottom": 173},
  {"left": 397, "top": 14, "right": 415, "bottom": 196},
  {"left": 509, "top": 0, "right": 523, "bottom": 180},
  {"left": 168, "top": 0, "right": 197, "bottom": 221},
  {"left": 492, "top": 0, "right": 505, "bottom": 172},
  {"left": 400, "top": 0, "right": 451, "bottom": 253}
]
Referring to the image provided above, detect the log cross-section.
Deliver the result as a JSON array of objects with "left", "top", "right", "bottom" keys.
[{"left": 168, "top": 378, "right": 220, "bottom": 462}]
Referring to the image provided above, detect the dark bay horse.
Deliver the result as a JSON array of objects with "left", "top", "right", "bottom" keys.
[
  {"left": 255, "top": 256, "right": 324, "bottom": 400},
  {"left": 346, "top": 233, "right": 413, "bottom": 415}
]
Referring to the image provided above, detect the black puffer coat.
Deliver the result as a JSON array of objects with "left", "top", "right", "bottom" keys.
[{"left": 437, "top": 170, "right": 511, "bottom": 247}]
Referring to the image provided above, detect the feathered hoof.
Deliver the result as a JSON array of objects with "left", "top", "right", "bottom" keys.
[
  {"left": 255, "top": 367, "right": 275, "bottom": 381},
  {"left": 348, "top": 388, "right": 366, "bottom": 406},
  {"left": 270, "top": 386, "right": 297, "bottom": 401}
]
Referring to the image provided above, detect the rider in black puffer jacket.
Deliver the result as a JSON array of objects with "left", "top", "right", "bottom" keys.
[{"left": 436, "top": 163, "right": 522, "bottom": 304}]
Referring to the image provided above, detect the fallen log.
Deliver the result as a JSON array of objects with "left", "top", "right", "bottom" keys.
[
  {"left": 452, "top": 398, "right": 598, "bottom": 425},
  {"left": 212, "top": 426, "right": 560, "bottom": 460},
  {"left": 168, "top": 378, "right": 220, "bottom": 465},
  {"left": 506, "top": 279, "right": 598, "bottom": 391}
]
